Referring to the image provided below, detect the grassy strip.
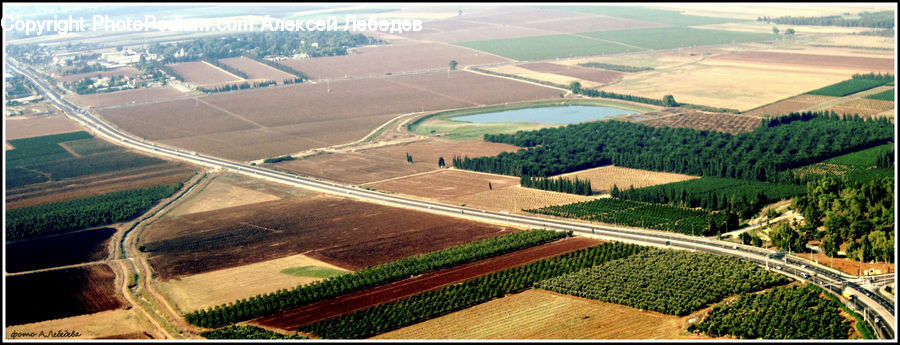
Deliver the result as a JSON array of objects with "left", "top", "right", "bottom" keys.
[
  {"left": 185, "top": 229, "right": 569, "bottom": 328},
  {"left": 300, "top": 242, "right": 648, "bottom": 339},
  {"left": 864, "top": 88, "right": 894, "bottom": 101},
  {"left": 577, "top": 62, "right": 653, "bottom": 73}
]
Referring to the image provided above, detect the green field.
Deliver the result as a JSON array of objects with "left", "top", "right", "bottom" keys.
[
  {"left": 409, "top": 100, "right": 653, "bottom": 140},
  {"left": 584, "top": 27, "right": 774, "bottom": 50},
  {"left": 280, "top": 266, "right": 347, "bottom": 279},
  {"left": 864, "top": 88, "right": 895, "bottom": 101},
  {"left": 547, "top": 6, "right": 744, "bottom": 26},
  {"left": 824, "top": 144, "right": 893, "bottom": 167},
  {"left": 457, "top": 34, "right": 639, "bottom": 61},
  {"left": 5, "top": 131, "right": 167, "bottom": 189},
  {"left": 807, "top": 79, "right": 889, "bottom": 97}
]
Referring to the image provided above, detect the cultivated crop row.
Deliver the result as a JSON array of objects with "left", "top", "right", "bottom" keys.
[
  {"left": 299, "top": 242, "right": 647, "bottom": 339},
  {"left": 185, "top": 229, "right": 569, "bottom": 328},
  {"left": 538, "top": 250, "right": 788, "bottom": 316},
  {"left": 806, "top": 72, "right": 894, "bottom": 97},
  {"left": 527, "top": 198, "right": 729, "bottom": 236}
]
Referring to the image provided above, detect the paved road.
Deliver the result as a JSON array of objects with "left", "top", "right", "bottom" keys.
[{"left": 8, "top": 57, "right": 895, "bottom": 339}]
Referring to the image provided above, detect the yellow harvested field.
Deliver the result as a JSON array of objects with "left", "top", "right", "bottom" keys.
[
  {"left": 557, "top": 51, "right": 701, "bottom": 70},
  {"left": 5, "top": 114, "right": 83, "bottom": 140},
  {"left": 602, "top": 63, "right": 849, "bottom": 111},
  {"left": 554, "top": 166, "right": 700, "bottom": 194},
  {"left": 484, "top": 65, "right": 601, "bottom": 88},
  {"left": 810, "top": 35, "right": 896, "bottom": 50},
  {"left": 374, "top": 289, "right": 712, "bottom": 340},
  {"left": 156, "top": 254, "right": 349, "bottom": 313},
  {"left": 452, "top": 186, "right": 595, "bottom": 212},
  {"left": 697, "top": 22, "right": 873, "bottom": 35},
  {"left": 5, "top": 309, "right": 158, "bottom": 340}
]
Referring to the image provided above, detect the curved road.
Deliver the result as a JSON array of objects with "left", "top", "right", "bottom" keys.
[{"left": 7, "top": 58, "right": 895, "bottom": 340}]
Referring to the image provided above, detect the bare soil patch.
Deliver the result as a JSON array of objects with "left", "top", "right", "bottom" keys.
[
  {"left": 452, "top": 186, "right": 596, "bottom": 213},
  {"left": 743, "top": 94, "right": 839, "bottom": 117},
  {"left": 5, "top": 309, "right": 158, "bottom": 340},
  {"left": 166, "top": 173, "right": 282, "bottom": 217},
  {"left": 711, "top": 51, "right": 895, "bottom": 73},
  {"left": 252, "top": 237, "right": 602, "bottom": 331},
  {"left": 519, "top": 62, "right": 624, "bottom": 84},
  {"left": 374, "top": 289, "right": 712, "bottom": 339},
  {"left": 218, "top": 56, "right": 297, "bottom": 81},
  {"left": 5, "top": 114, "right": 83, "bottom": 140},
  {"left": 369, "top": 169, "right": 519, "bottom": 200},
  {"left": 553, "top": 165, "right": 700, "bottom": 194},
  {"left": 5, "top": 265, "right": 124, "bottom": 326},
  {"left": 71, "top": 86, "right": 194, "bottom": 108},
  {"left": 140, "top": 194, "right": 516, "bottom": 279},
  {"left": 166, "top": 61, "right": 242, "bottom": 86}
]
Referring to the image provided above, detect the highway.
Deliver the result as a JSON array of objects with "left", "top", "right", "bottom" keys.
[{"left": 7, "top": 57, "right": 896, "bottom": 339}]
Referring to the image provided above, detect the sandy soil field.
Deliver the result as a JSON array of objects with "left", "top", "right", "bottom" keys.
[
  {"left": 5, "top": 309, "right": 158, "bottom": 340},
  {"left": 5, "top": 114, "right": 83, "bottom": 140},
  {"left": 552, "top": 166, "right": 700, "bottom": 194}
]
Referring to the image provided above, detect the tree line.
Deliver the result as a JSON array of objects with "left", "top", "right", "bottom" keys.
[
  {"left": 197, "top": 80, "right": 276, "bottom": 93},
  {"left": 520, "top": 176, "right": 593, "bottom": 195},
  {"left": 299, "top": 242, "right": 648, "bottom": 338},
  {"left": 453, "top": 111, "right": 893, "bottom": 183},
  {"left": 6, "top": 183, "right": 182, "bottom": 240},
  {"left": 185, "top": 229, "right": 568, "bottom": 328},
  {"left": 758, "top": 11, "right": 894, "bottom": 28}
]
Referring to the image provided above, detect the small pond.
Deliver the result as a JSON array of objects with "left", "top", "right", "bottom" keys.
[{"left": 449, "top": 105, "right": 635, "bottom": 125}]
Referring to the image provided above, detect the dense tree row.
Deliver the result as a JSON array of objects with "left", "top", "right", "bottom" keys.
[
  {"left": 197, "top": 80, "right": 277, "bottom": 93},
  {"left": 758, "top": 11, "right": 894, "bottom": 28},
  {"left": 520, "top": 176, "right": 593, "bottom": 195},
  {"left": 201, "top": 326, "right": 306, "bottom": 339},
  {"left": 611, "top": 177, "right": 805, "bottom": 219},
  {"left": 61, "top": 62, "right": 108, "bottom": 75},
  {"left": 812, "top": 284, "right": 876, "bottom": 339},
  {"left": 875, "top": 147, "right": 894, "bottom": 168},
  {"left": 569, "top": 81, "right": 668, "bottom": 107},
  {"left": 263, "top": 155, "right": 296, "bottom": 164},
  {"left": 453, "top": 112, "right": 892, "bottom": 182},
  {"left": 300, "top": 242, "right": 648, "bottom": 339},
  {"left": 246, "top": 55, "right": 310, "bottom": 81},
  {"left": 185, "top": 229, "right": 569, "bottom": 328},
  {"left": 5, "top": 74, "right": 34, "bottom": 99},
  {"left": 577, "top": 62, "right": 653, "bottom": 73},
  {"left": 6, "top": 183, "right": 182, "bottom": 240},
  {"left": 792, "top": 176, "right": 894, "bottom": 262},
  {"left": 527, "top": 198, "right": 732, "bottom": 236},
  {"left": 148, "top": 31, "right": 382, "bottom": 64},
  {"left": 63, "top": 75, "right": 134, "bottom": 95},
  {"left": 689, "top": 285, "right": 850, "bottom": 339},
  {"left": 538, "top": 250, "right": 788, "bottom": 316}
]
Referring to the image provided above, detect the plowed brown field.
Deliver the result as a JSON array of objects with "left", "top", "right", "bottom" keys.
[
  {"left": 252, "top": 237, "right": 601, "bottom": 331},
  {"left": 518, "top": 62, "right": 624, "bottom": 84},
  {"left": 639, "top": 111, "right": 762, "bottom": 134}
]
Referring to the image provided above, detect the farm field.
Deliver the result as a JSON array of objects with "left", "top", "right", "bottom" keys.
[
  {"left": 165, "top": 172, "right": 295, "bottom": 217},
  {"left": 272, "top": 139, "right": 518, "bottom": 184},
  {"left": 156, "top": 254, "right": 350, "bottom": 313},
  {"left": 71, "top": 86, "right": 195, "bottom": 108},
  {"left": 368, "top": 169, "right": 519, "bottom": 200},
  {"left": 375, "top": 289, "right": 709, "bottom": 340},
  {"left": 483, "top": 64, "right": 598, "bottom": 88},
  {"left": 826, "top": 98, "right": 895, "bottom": 118},
  {"left": 217, "top": 56, "right": 297, "bottom": 82},
  {"left": 744, "top": 94, "right": 838, "bottom": 117},
  {"left": 278, "top": 42, "right": 510, "bottom": 80},
  {"left": 825, "top": 144, "right": 894, "bottom": 167},
  {"left": 639, "top": 111, "right": 762, "bottom": 134},
  {"left": 166, "top": 61, "right": 242, "bottom": 86},
  {"left": 252, "top": 237, "right": 602, "bottom": 331},
  {"left": 549, "top": 5, "right": 743, "bottom": 26},
  {"left": 5, "top": 309, "right": 158, "bottom": 340},
  {"left": 5, "top": 114, "right": 83, "bottom": 140},
  {"left": 517, "top": 62, "right": 624, "bottom": 84},
  {"left": 457, "top": 34, "right": 641, "bottom": 62},
  {"left": 601, "top": 62, "right": 849, "bottom": 111},
  {"left": 57, "top": 66, "right": 140, "bottom": 83},
  {"left": 5, "top": 265, "right": 124, "bottom": 326},
  {"left": 551, "top": 165, "right": 700, "bottom": 194},
  {"left": 708, "top": 51, "right": 895, "bottom": 74},
  {"left": 392, "top": 6, "right": 661, "bottom": 43},
  {"left": 584, "top": 27, "right": 773, "bottom": 50},
  {"left": 6, "top": 227, "right": 116, "bottom": 273},
  {"left": 453, "top": 185, "right": 597, "bottom": 213},
  {"left": 102, "top": 71, "right": 558, "bottom": 161},
  {"left": 139, "top": 194, "right": 517, "bottom": 279}
]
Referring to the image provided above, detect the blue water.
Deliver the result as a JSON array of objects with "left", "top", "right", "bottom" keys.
[{"left": 449, "top": 105, "right": 635, "bottom": 125}]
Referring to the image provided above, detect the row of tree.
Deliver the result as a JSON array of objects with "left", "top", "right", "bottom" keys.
[
  {"left": 520, "top": 176, "right": 593, "bottom": 195},
  {"left": 300, "top": 242, "right": 647, "bottom": 338},
  {"left": 6, "top": 183, "right": 182, "bottom": 240},
  {"left": 453, "top": 112, "right": 892, "bottom": 182},
  {"left": 185, "top": 229, "right": 569, "bottom": 328},
  {"left": 197, "top": 80, "right": 277, "bottom": 93},
  {"left": 203, "top": 58, "right": 248, "bottom": 79},
  {"left": 569, "top": 81, "right": 675, "bottom": 107},
  {"left": 757, "top": 11, "right": 894, "bottom": 28}
]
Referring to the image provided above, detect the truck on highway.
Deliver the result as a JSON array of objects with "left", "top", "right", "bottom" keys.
[{"left": 843, "top": 289, "right": 854, "bottom": 300}]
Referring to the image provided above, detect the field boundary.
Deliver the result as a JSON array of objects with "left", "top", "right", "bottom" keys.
[{"left": 201, "top": 60, "right": 246, "bottom": 82}]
